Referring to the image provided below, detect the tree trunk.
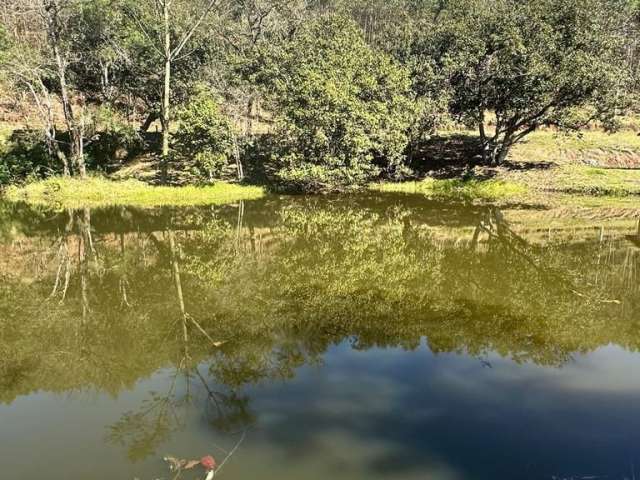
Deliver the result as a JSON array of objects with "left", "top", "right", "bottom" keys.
[
  {"left": 495, "top": 144, "right": 510, "bottom": 165},
  {"left": 44, "top": 0, "right": 85, "bottom": 178},
  {"left": 232, "top": 132, "right": 244, "bottom": 181},
  {"left": 40, "top": 81, "right": 69, "bottom": 175},
  {"left": 478, "top": 119, "right": 489, "bottom": 164},
  {"left": 162, "top": 55, "right": 171, "bottom": 158},
  {"left": 245, "top": 96, "right": 254, "bottom": 137},
  {"left": 493, "top": 130, "right": 514, "bottom": 166},
  {"left": 140, "top": 111, "right": 159, "bottom": 132},
  {"left": 161, "top": 0, "right": 172, "bottom": 184}
]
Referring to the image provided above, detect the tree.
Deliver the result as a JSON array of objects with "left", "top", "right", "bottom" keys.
[
  {"left": 265, "top": 14, "right": 415, "bottom": 192},
  {"left": 42, "top": 0, "right": 86, "bottom": 177},
  {"left": 417, "top": 0, "right": 631, "bottom": 165},
  {"left": 173, "top": 87, "right": 238, "bottom": 182},
  {"left": 119, "top": 0, "right": 221, "bottom": 181},
  {"left": 216, "top": 0, "right": 308, "bottom": 138},
  {"left": 0, "top": 23, "right": 69, "bottom": 176},
  {"left": 0, "top": 0, "right": 88, "bottom": 177}
]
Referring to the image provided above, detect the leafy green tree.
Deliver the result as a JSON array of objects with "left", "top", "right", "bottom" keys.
[
  {"left": 416, "top": 0, "right": 631, "bottom": 165},
  {"left": 265, "top": 14, "right": 415, "bottom": 192},
  {"left": 215, "top": 0, "right": 308, "bottom": 138},
  {"left": 173, "top": 88, "right": 238, "bottom": 182}
]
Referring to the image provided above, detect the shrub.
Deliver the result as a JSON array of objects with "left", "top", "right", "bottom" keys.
[
  {"left": 85, "top": 106, "right": 144, "bottom": 171},
  {"left": 0, "top": 130, "right": 60, "bottom": 186},
  {"left": 264, "top": 14, "right": 415, "bottom": 193},
  {"left": 173, "top": 89, "right": 237, "bottom": 183}
]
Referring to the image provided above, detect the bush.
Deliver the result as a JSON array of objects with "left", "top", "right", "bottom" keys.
[
  {"left": 263, "top": 14, "right": 415, "bottom": 193},
  {"left": 84, "top": 106, "right": 144, "bottom": 171},
  {"left": 173, "top": 89, "right": 237, "bottom": 183},
  {"left": 0, "top": 130, "right": 60, "bottom": 186}
]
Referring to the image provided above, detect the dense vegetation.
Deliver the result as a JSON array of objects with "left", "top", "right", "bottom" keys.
[{"left": 0, "top": 0, "right": 638, "bottom": 192}]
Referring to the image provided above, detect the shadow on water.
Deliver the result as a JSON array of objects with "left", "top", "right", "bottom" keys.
[{"left": 1, "top": 194, "right": 640, "bottom": 479}]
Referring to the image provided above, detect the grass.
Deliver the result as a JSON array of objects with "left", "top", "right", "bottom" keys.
[
  {"left": 3, "top": 176, "right": 265, "bottom": 209},
  {"left": 549, "top": 164, "right": 640, "bottom": 196},
  {"left": 371, "top": 178, "right": 527, "bottom": 201},
  {"left": 503, "top": 162, "right": 640, "bottom": 197},
  {"left": 416, "top": 129, "right": 640, "bottom": 201},
  {"left": 510, "top": 129, "right": 640, "bottom": 167},
  {"left": 557, "top": 193, "right": 640, "bottom": 208}
]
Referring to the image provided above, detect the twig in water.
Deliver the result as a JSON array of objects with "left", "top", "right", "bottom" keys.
[{"left": 213, "top": 430, "right": 247, "bottom": 477}]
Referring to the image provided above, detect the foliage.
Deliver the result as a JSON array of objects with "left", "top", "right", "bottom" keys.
[
  {"left": 84, "top": 106, "right": 145, "bottom": 170},
  {"left": 415, "top": 0, "right": 632, "bottom": 164},
  {"left": 0, "top": 130, "right": 60, "bottom": 186},
  {"left": 66, "top": 0, "right": 218, "bottom": 114},
  {"left": 1, "top": 0, "right": 640, "bottom": 190},
  {"left": 173, "top": 89, "right": 236, "bottom": 182},
  {"left": 263, "top": 14, "right": 415, "bottom": 192}
]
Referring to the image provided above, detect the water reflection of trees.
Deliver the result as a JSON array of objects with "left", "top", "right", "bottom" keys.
[{"left": 1, "top": 199, "right": 639, "bottom": 457}]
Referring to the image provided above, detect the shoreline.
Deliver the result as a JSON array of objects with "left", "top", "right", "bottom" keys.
[
  {"left": 2, "top": 177, "right": 265, "bottom": 209},
  {"left": 3, "top": 130, "right": 640, "bottom": 209}
]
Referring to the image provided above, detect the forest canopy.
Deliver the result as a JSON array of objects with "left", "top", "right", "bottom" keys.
[{"left": 0, "top": 0, "right": 637, "bottom": 191}]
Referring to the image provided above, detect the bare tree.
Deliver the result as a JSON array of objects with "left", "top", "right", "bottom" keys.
[
  {"left": 123, "top": 0, "right": 221, "bottom": 182},
  {"left": 42, "top": 0, "right": 86, "bottom": 177},
  {"left": 2, "top": 53, "right": 71, "bottom": 175},
  {"left": 0, "top": 0, "right": 87, "bottom": 176}
]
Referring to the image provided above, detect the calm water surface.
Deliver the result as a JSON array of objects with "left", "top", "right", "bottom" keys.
[{"left": 1, "top": 194, "right": 640, "bottom": 480}]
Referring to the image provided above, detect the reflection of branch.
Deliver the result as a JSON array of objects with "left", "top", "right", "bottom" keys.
[
  {"left": 107, "top": 367, "right": 185, "bottom": 461},
  {"left": 194, "top": 366, "right": 226, "bottom": 416},
  {"left": 167, "top": 230, "right": 226, "bottom": 348},
  {"left": 61, "top": 251, "right": 71, "bottom": 302},
  {"left": 188, "top": 314, "right": 225, "bottom": 348},
  {"left": 49, "top": 239, "right": 68, "bottom": 299}
]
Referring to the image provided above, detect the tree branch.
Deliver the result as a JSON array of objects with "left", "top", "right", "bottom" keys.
[{"left": 170, "top": 0, "right": 219, "bottom": 60}]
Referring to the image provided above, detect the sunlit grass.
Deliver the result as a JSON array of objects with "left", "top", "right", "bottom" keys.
[
  {"left": 510, "top": 129, "right": 640, "bottom": 166},
  {"left": 535, "top": 164, "right": 640, "bottom": 197},
  {"left": 557, "top": 193, "right": 640, "bottom": 208},
  {"left": 504, "top": 163, "right": 640, "bottom": 197},
  {"left": 4, "top": 176, "right": 265, "bottom": 208},
  {"left": 371, "top": 178, "right": 527, "bottom": 201},
  {"left": 417, "top": 129, "right": 640, "bottom": 198}
]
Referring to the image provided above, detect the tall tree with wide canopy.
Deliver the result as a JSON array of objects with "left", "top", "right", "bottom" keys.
[{"left": 415, "top": 0, "right": 631, "bottom": 165}]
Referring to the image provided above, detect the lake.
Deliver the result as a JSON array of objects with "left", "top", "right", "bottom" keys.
[{"left": 1, "top": 193, "right": 639, "bottom": 480}]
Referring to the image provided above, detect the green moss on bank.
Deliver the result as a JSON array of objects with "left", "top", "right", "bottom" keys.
[
  {"left": 4, "top": 177, "right": 265, "bottom": 208},
  {"left": 371, "top": 178, "right": 527, "bottom": 201}
]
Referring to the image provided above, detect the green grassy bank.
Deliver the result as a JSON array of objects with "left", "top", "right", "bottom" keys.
[
  {"left": 3, "top": 177, "right": 265, "bottom": 209},
  {"left": 371, "top": 178, "right": 528, "bottom": 201},
  {"left": 372, "top": 129, "right": 640, "bottom": 203}
]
